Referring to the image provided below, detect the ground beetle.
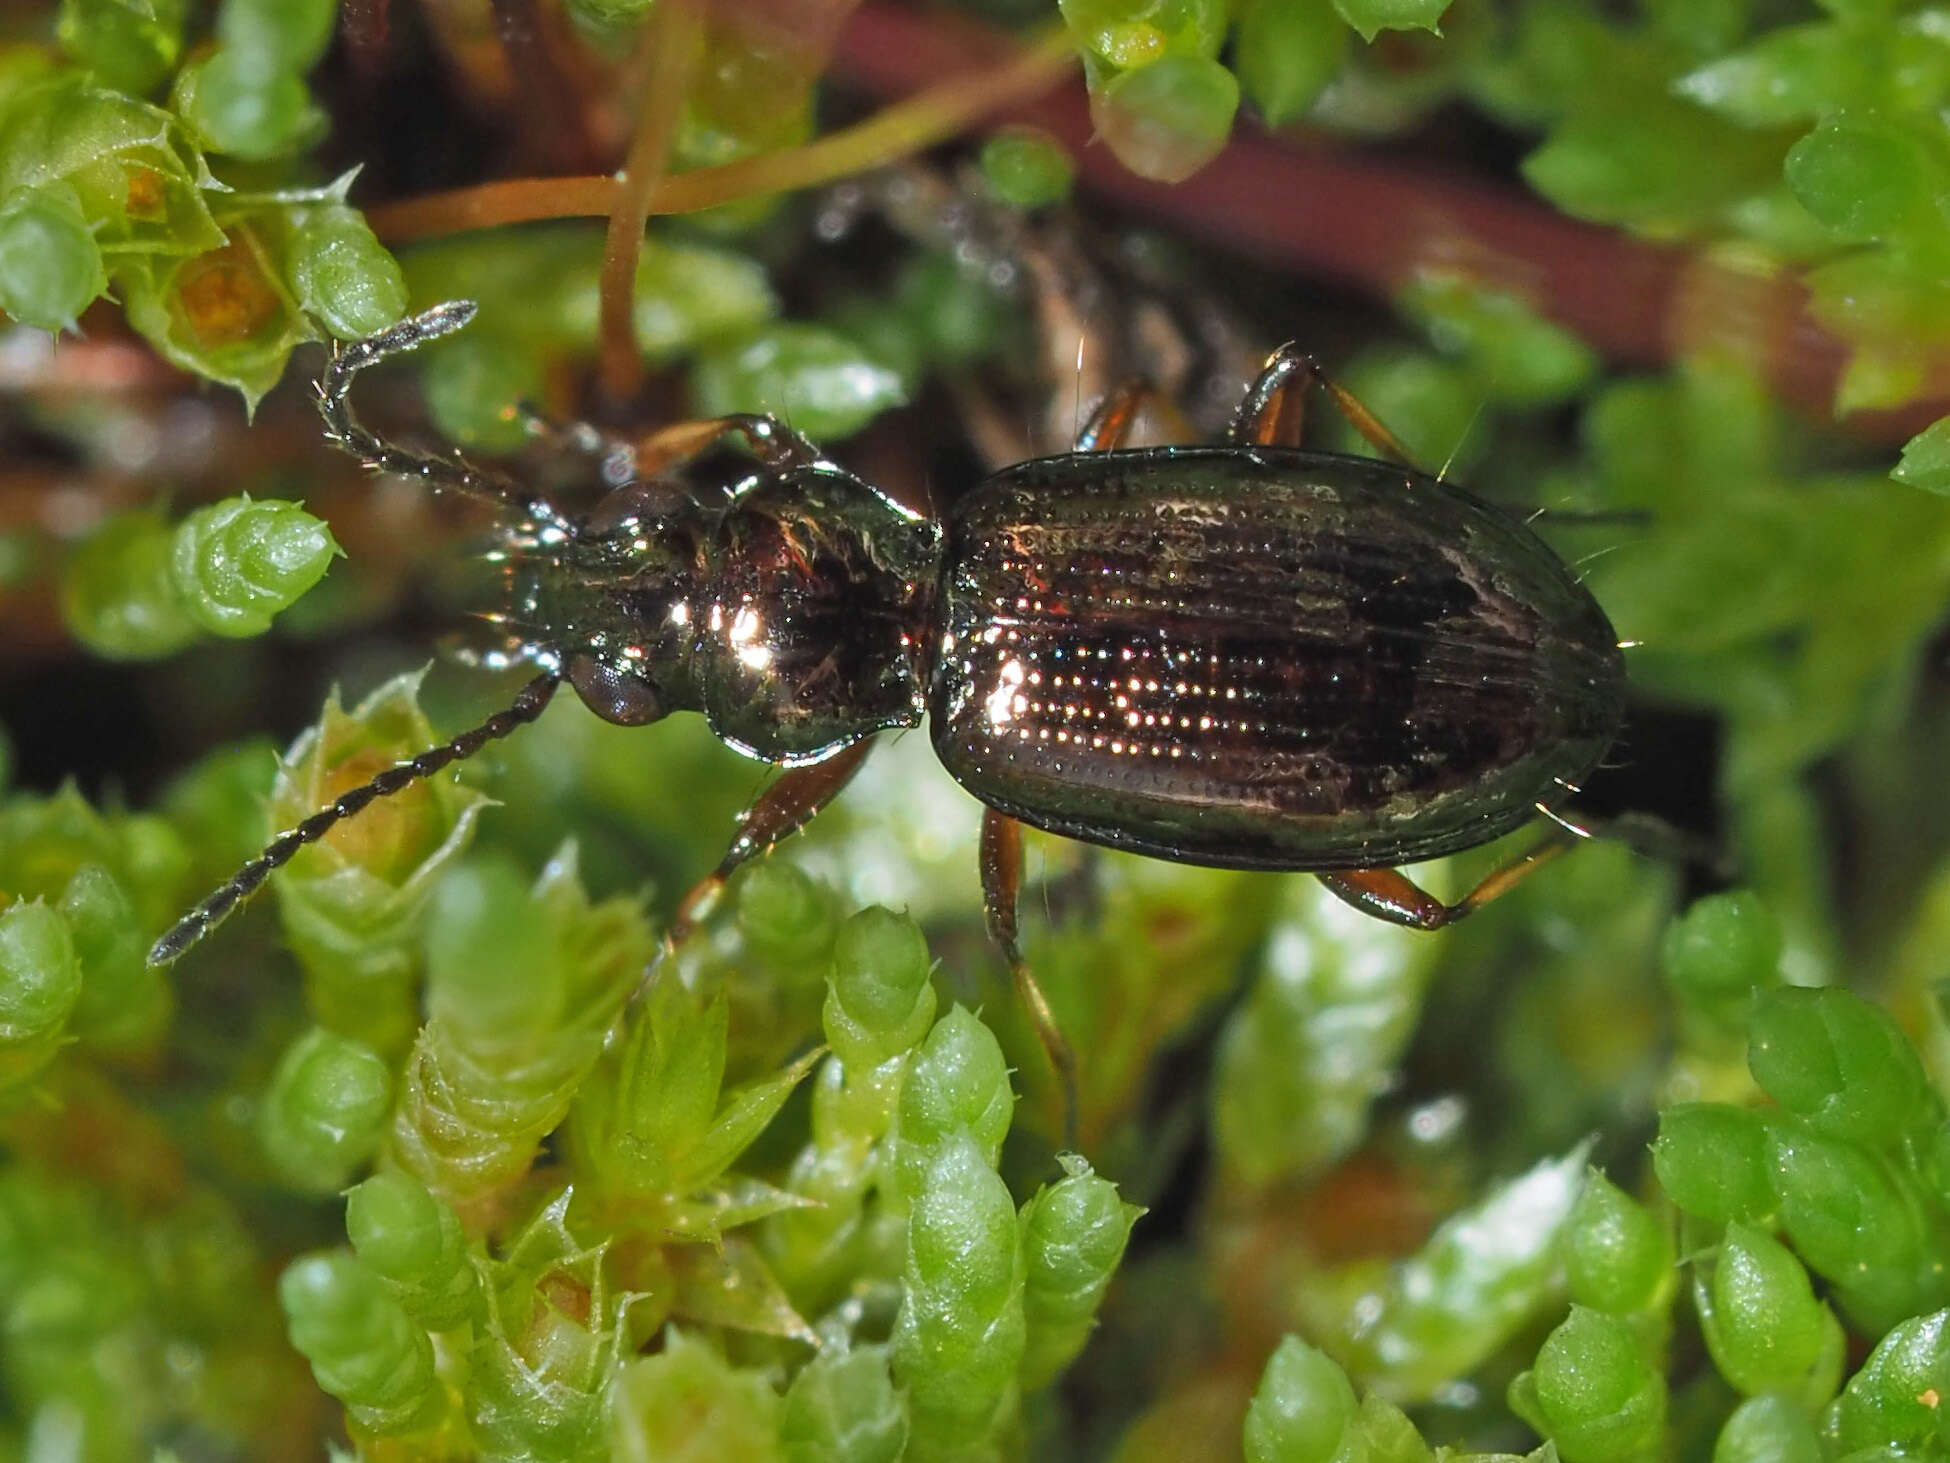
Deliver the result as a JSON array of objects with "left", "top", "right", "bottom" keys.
[{"left": 150, "top": 301, "right": 1626, "bottom": 1127}]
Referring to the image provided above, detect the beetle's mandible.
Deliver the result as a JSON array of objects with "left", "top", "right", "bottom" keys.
[{"left": 150, "top": 301, "right": 1627, "bottom": 1135}]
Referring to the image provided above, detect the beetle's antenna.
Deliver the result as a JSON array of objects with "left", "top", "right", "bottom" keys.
[
  {"left": 147, "top": 673, "right": 561, "bottom": 967},
  {"left": 319, "top": 302, "right": 557, "bottom": 520}
]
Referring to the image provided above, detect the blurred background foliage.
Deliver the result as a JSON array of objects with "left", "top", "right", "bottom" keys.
[{"left": 4, "top": 0, "right": 1950, "bottom": 1459}]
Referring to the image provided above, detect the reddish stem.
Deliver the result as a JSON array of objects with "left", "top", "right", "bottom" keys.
[
  {"left": 830, "top": 2, "right": 1945, "bottom": 446},
  {"left": 599, "top": 2, "right": 697, "bottom": 403},
  {"left": 363, "top": 26, "right": 1072, "bottom": 242}
]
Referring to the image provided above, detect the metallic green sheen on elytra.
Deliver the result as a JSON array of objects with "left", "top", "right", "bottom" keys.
[{"left": 927, "top": 447, "right": 1624, "bottom": 870}]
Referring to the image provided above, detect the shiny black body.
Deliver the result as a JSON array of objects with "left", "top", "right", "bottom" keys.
[
  {"left": 517, "top": 444, "right": 1624, "bottom": 871},
  {"left": 933, "top": 447, "right": 1621, "bottom": 869}
]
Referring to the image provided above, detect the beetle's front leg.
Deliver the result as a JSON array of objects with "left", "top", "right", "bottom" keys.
[
  {"left": 979, "top": 809, "right": 1081, "bottom": 1150},
  {"left": 514, "top": 403, "right": 822, "bottom": 488},
  {"left": 1316, "top": 832, "right": 1580, "bottom": 930},
  {"left": 661, "top": 739, "right": 876, "bottom": 954}
]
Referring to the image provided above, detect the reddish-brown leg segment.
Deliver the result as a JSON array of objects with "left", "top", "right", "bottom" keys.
[
  {"left": 960, "top": 386, "right": 1152, "bottom": 1151},
  {"left": 979, "top": 809, "right": 1080, "bottom": 1148},
  {"left": 633, "top": 413, "right": 822, "bottom": 478},
  {"left": 1228, "top": 343, "right": 1422, "bottom": 465},
  {"left": 1074, "top": 381, "right": 1158, "bottom": 453},
  {"left": 661, "top": 739, "right": 876, "bottom": 953},
  {"left": 1314, "top": 826, "right": 1581, "bottom": 930}
]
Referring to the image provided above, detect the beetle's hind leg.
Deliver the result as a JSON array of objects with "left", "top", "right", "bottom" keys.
[
  {"left": 1314, "top": 816, "right": 1588, "bottom": 930},
  {"left": 1229, "top": 344, "right": 1423, "bottom": 467},
  {"left": 1320, "top": 803, "right": 1726, "bottom": 932},
  {"left": 1318, "top": 803, "right": 1638, "bottom": 928},
  {"left": 980, "top": 810, "right": 1081, "bottom": 1151}
]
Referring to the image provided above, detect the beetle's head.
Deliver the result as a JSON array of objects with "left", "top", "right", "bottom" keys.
[{"left": 511, "top": 480, "right": 710, "bottom": 727}]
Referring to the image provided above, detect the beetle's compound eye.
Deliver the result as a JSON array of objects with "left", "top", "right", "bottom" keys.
[
  {"left": 583, "top": 482, "right": 692, "bottom": 539},
  {"left": 567, "top": 652, "right": 666, "bottom": 726}
]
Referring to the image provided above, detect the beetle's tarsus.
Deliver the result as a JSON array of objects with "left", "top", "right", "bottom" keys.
[
  {"left": 978, "top": 809, "right": 1081, "bottom": 1149},
  {"left": 1009, "top": 941, "right": 1081, "bottom": 1152}
]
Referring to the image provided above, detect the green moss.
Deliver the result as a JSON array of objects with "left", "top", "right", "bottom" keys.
[{"left": 8, "top": 0, "right": 1950, "bottom": 1457}]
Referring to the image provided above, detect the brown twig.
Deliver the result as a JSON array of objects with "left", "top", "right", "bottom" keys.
[
  {"left": 598, "top": 1, "right": 699, "bottom": 402},
  {"left": 364, "top": 27, "right": 1075, "bottom": 240},
  {"left": 366, "top": 174, "right": 613, "bottom": 237},
  {"left": 821, "top": 3, "right": 1946, "bottom": 446}
]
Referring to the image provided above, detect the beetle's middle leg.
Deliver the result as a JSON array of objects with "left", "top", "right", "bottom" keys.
[
  {"left": 1074, "top": 380, "right": 1196, "bottom": 452},
  {"left": 1229, "top": 344, "right": 1423, "bottom": 467},
  {"left": 969, "top": 374, "right": 1191, "bottom": 1146},
  {"left": 660, "top": 739, "right": 876, "bottom": 954},
  {"left": 980, "top": 809, "right": 1081, "bottom": 1150}
]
